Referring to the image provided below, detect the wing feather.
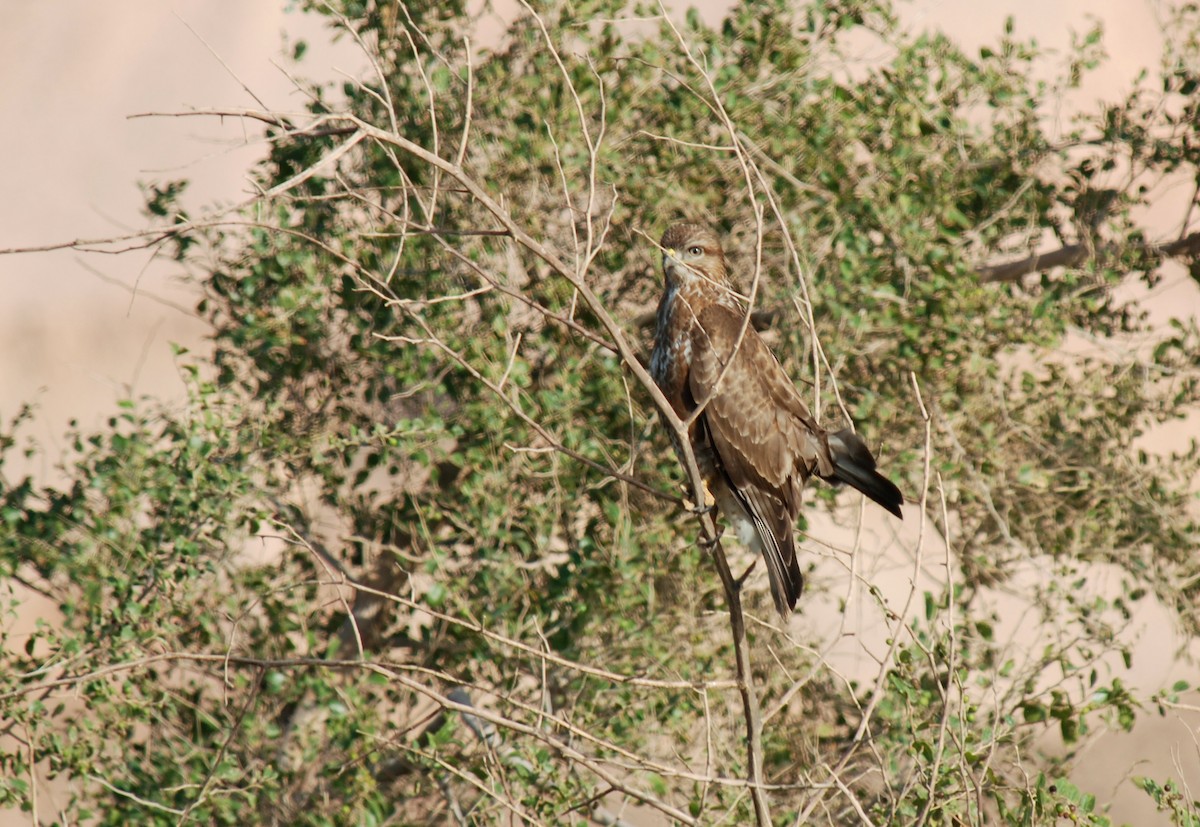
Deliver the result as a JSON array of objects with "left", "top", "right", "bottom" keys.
[
  {"left": 688, "top": 304, "right": 829, "bottom": 503},
  {"left": 688, "top": 303, "right": 817, "bottom": 614}
]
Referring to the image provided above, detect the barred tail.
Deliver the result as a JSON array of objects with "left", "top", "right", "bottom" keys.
[{"left": 824, "top": 429, "right": 904, "bottom": 519}]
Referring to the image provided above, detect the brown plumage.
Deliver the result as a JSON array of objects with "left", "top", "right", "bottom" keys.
[{"left": 649, "top": 223, "right": 903, "bottom": 617}]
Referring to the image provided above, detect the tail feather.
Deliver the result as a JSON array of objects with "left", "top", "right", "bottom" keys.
[
  {"left": 726, "top": 484, "right": 804, "bottom": 617},
  {"left": 824, "top": 429, "right": 904, "bottom": 519},
  {"left": 758, "top": 521, "right": 803, "bottom": 617}
]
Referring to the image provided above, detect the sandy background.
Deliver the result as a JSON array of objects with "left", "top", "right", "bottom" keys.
[{"left": 1, "top": 1, "right": 1197, "bottom": 824}]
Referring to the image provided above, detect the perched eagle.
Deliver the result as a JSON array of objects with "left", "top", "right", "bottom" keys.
[{"left": 649, "top": 223, "right": 903, "bottom": 617}]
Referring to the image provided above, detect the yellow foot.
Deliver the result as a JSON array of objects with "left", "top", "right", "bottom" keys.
[{"left": 681, "top": 482, "right": 717, "bottom": 516}]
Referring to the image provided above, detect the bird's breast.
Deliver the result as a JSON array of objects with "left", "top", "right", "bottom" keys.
[{"left": 649, "top": 290, "right": 696, "bottom": 419}]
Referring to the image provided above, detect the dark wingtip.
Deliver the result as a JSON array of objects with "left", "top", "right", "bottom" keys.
[
  {"left": 858, "top": 471, "right": 904, "bottom": 519},
  {"left": 879, "top": 481, "right": 905, "bottom": 520},
  {"left": 827, "top": 428, "right": 905, "bottom": 520}
]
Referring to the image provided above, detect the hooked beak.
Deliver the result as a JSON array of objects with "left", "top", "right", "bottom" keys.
[{"left": 663, "top": 247, "right": 684, "bottom": 277}]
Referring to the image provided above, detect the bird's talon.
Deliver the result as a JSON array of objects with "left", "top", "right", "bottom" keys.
[
  {"left": 684, "top": 483, "right": 717, "bottom": 517},
  {"left": 697, "top": 525, "right": 725, "bottom": 551}
]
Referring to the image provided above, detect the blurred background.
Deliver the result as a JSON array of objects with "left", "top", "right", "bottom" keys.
[{"left": 1, "top": 1, "right": 1196, "bottom": 823}]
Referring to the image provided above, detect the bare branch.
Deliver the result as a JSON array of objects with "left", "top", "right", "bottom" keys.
[{"left": 976, "top": 230, "right": 1200, "bottom": 283}]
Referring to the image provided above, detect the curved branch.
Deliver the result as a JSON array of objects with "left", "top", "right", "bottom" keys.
[{"left": 120, "top": 103, "right": 775, "bottom": 821}]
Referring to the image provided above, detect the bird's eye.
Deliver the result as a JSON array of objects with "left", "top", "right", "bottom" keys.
[{"left": 687, "top": 245, "right": 703, "bottom": 256}]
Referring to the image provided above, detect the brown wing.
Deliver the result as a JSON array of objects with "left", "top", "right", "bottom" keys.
[
  {"left": 687, "top": 303, "right": 830, "bottom": 614},
  {"left": 688, "top": 304, "right": 831, "bottom": 502}
]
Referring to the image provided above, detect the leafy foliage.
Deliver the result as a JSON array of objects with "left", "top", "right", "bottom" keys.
[{"left": 2, "top": 0, "right": 1200, "bottom": 824}]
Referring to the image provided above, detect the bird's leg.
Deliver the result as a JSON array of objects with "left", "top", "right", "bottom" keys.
[
  {"left": 734, "top": 558, "right": 758, "bottom": 590},
  {"left": 682, "top": 480, "right": 721, "bottom": 549}
]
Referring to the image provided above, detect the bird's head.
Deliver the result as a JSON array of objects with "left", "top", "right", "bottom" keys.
[{"left": 659, "top": 223, "right": 729, "bottom": 290}]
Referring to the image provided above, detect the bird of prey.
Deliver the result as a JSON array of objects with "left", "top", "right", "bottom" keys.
[{"left": 649, "top": 222, "right": 903, "bottom": 617}]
